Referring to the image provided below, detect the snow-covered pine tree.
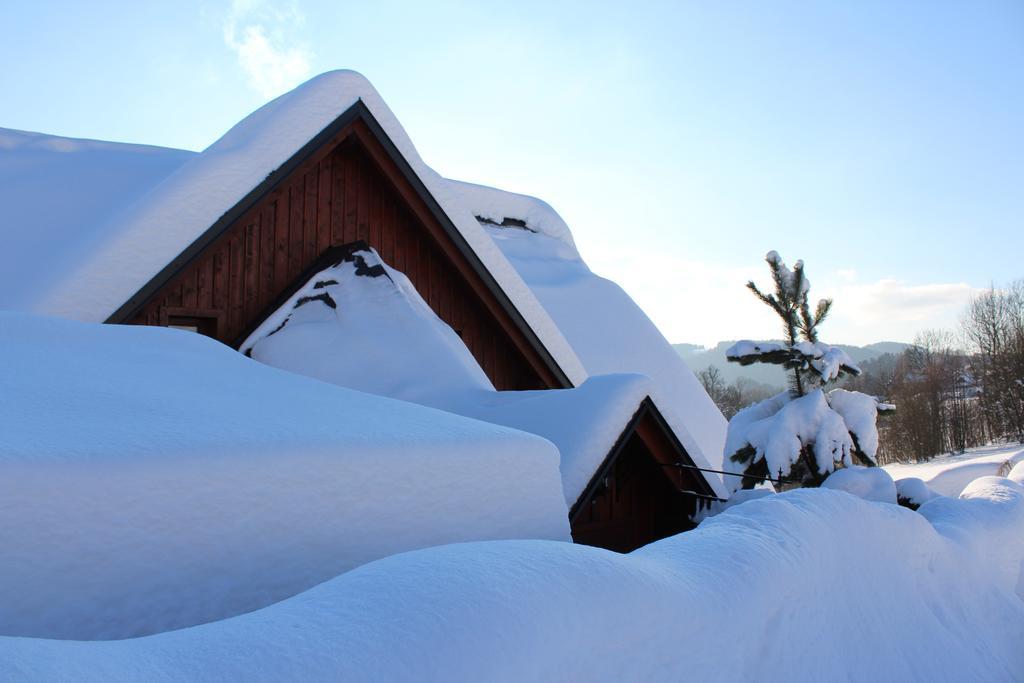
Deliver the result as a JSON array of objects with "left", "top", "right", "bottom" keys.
[{"left": 723, "top": 251, "right": 890, "bottom": 492}]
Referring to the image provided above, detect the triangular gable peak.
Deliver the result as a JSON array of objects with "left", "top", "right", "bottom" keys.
[
  {"left": 570, "top": 397, "right": 718, "bottom": 552},
  {"left": 108, "top": 100, "right": 572, "bottom": 391}
]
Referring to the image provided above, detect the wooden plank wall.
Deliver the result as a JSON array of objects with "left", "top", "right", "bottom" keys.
[
  {"left": 570, "top": 411, "right": 700, "bottom": 552},
  {"left": 128, "top": 135, "right": 545, "bottom": 391}
]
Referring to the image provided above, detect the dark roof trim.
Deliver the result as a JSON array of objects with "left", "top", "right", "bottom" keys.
[
  {"left": 353, "top": 103, "right": 572, "bottom": 388},
  {"left": 568, "top": 396, "right": 717, "bottom": 521},
  {"left": 105, "top": 100, "right": 572, "bottom": 389},
  {"left": 105, "top": 103, "right": 363, "bottom": 326}
]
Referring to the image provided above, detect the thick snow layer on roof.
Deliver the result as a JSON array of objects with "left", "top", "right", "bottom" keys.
[
  {"left": 242, "top": 244, "right": 495, "bottom": 405},
  {"left": 0, "top": 312, "right": 569, "bottom": 640},
  {"left": 0, "top": 128, "right": 193, "bottom": 310},
  {"left": 237, "top": 245, "right": 652, "bottom": 505},
  {"left": 23, "top": 71, "right": 587, "bottom": 386},
  {"left": 467, "top": 209, "right": 728, "bottom": 496},
  {"left": 446, "top": 178, "right": 577, "bottom": 248},
  {"left": 2, "top": 481, "right": 1021, "bottom": 680}
]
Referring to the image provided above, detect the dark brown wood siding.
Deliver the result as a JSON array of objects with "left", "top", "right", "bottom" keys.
[
  {"left": 126, "top": 121, "right": 553, "bottom": 391},
  {"left": 570, "top": 405, "right": 710, "bottom": 552}
]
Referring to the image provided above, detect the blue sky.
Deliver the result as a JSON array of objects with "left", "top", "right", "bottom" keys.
[{"left": 2, "top": 1, "right": 1021, "bottom": 345}]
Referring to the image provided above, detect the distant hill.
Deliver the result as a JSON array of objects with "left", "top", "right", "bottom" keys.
[{"left": 675, "top": 340, "right": 911, "bottom": 389}]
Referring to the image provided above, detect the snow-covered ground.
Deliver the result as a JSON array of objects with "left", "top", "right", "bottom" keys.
[
  {"left": 884, "top": 443, "right": 1024, "bottom": 497},
  {"left": 1, "top": 478, "right": 1021, "bottom": 681},
  {"left": 0, "top": 312, "right": 569, "bottom": 640}
]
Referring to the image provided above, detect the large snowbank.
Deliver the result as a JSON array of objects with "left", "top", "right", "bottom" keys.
[
  {"left": 0, "top": 127, "right": 192, "bottom": 310},
  {"left": 470, "top": 201, "right": 728, "bottom": 496},
  {"left": 0, "top": 312, "right": 569, "bottom": 639},
  {"left": 1, "top": 482, "right": 1020, "bottom": 681}
]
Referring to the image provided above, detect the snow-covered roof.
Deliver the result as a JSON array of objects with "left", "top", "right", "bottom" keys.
[
  {"left": 0, "top": 127, "right": 193, "bottom": 310},
  {"left": 0, "top": 69, "right": 727, "bottom": 497},
  {"left": 452, "top": 181, "right": 728, "bottom": 494},
  {"left": 8, "top": 71, "right": 587, "bottom": 387}
]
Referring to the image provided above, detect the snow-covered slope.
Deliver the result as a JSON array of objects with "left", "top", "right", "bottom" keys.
[
  {"left": 2, "top": 481, "right": 1020, "bottom": 681},
  {"left": 0, "top": 128, "right": 193, "bottom": 310},
  {"left": 0, "top": 312, "right": 569, "bottom": 640}
]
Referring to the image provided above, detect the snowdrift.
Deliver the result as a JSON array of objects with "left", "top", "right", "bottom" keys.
[
  {"left": 885, "top": 443, "right": 1024, "bottom": 497},
  {"left": 1, "top": 481, "right": 1021, "bottom": 681},
  {"left": 0, "top": 313, "right": 570, "bottom": 639}
]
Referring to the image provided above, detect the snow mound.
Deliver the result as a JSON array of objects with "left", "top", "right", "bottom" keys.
[
  {"left": 1009, "top": 460, "right": 1024, "bottom": 485},
  {"left": 884, "top": 444, "right": 1024, "bottom": 497},
  {"left": 0, "top": 312, "right": 569, "bottom": 640},
  {"left": 821, "top": 466, "right": 897, "bottom": 504},
  {"left": 1, "top": 482, "right": 1021, "bottom": 681},
  {"left": 242, "top": 243, "right": 494, "bottom": 405},
  {"left": 894, "top": 477, "right": 941, "bottom": 509}
]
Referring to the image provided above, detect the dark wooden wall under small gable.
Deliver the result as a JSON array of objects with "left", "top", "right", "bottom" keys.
[
  {"left": 569, "top": 401, "right": 714, "bottom": 552},
  {"left": 121, "top": 118, "right": 560, "bottom": 391}
]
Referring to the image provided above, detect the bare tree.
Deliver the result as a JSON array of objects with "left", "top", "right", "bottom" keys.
[{"left": 962, "top": 281, "right": 1024, "bottom": 442}]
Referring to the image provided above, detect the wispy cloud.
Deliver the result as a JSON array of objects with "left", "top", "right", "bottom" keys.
[{"left": 223, "top": 0, "right": 312, "bottom": 98}]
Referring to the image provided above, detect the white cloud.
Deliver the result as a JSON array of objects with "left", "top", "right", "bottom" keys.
[
  {"left": 584, "top": 246, "right": 982, "bottom": 347},
  {"left": 223, "top": 0, "right": 312, "bottom": 98},
  {"left": 819, "top": 278, "right": 981, "bottom": 344}
]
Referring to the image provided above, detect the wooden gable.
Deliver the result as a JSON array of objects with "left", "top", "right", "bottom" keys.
[
  {"left": 569, "top": 398, "right": 718, "bottom": 552},
  {"left": 108, "top": 102, "right": 570, "bottom": 391}
]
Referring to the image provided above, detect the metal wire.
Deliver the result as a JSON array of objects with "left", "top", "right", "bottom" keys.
[{"left": 659, "top": 462, "right": 797, "bottom": 486}]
